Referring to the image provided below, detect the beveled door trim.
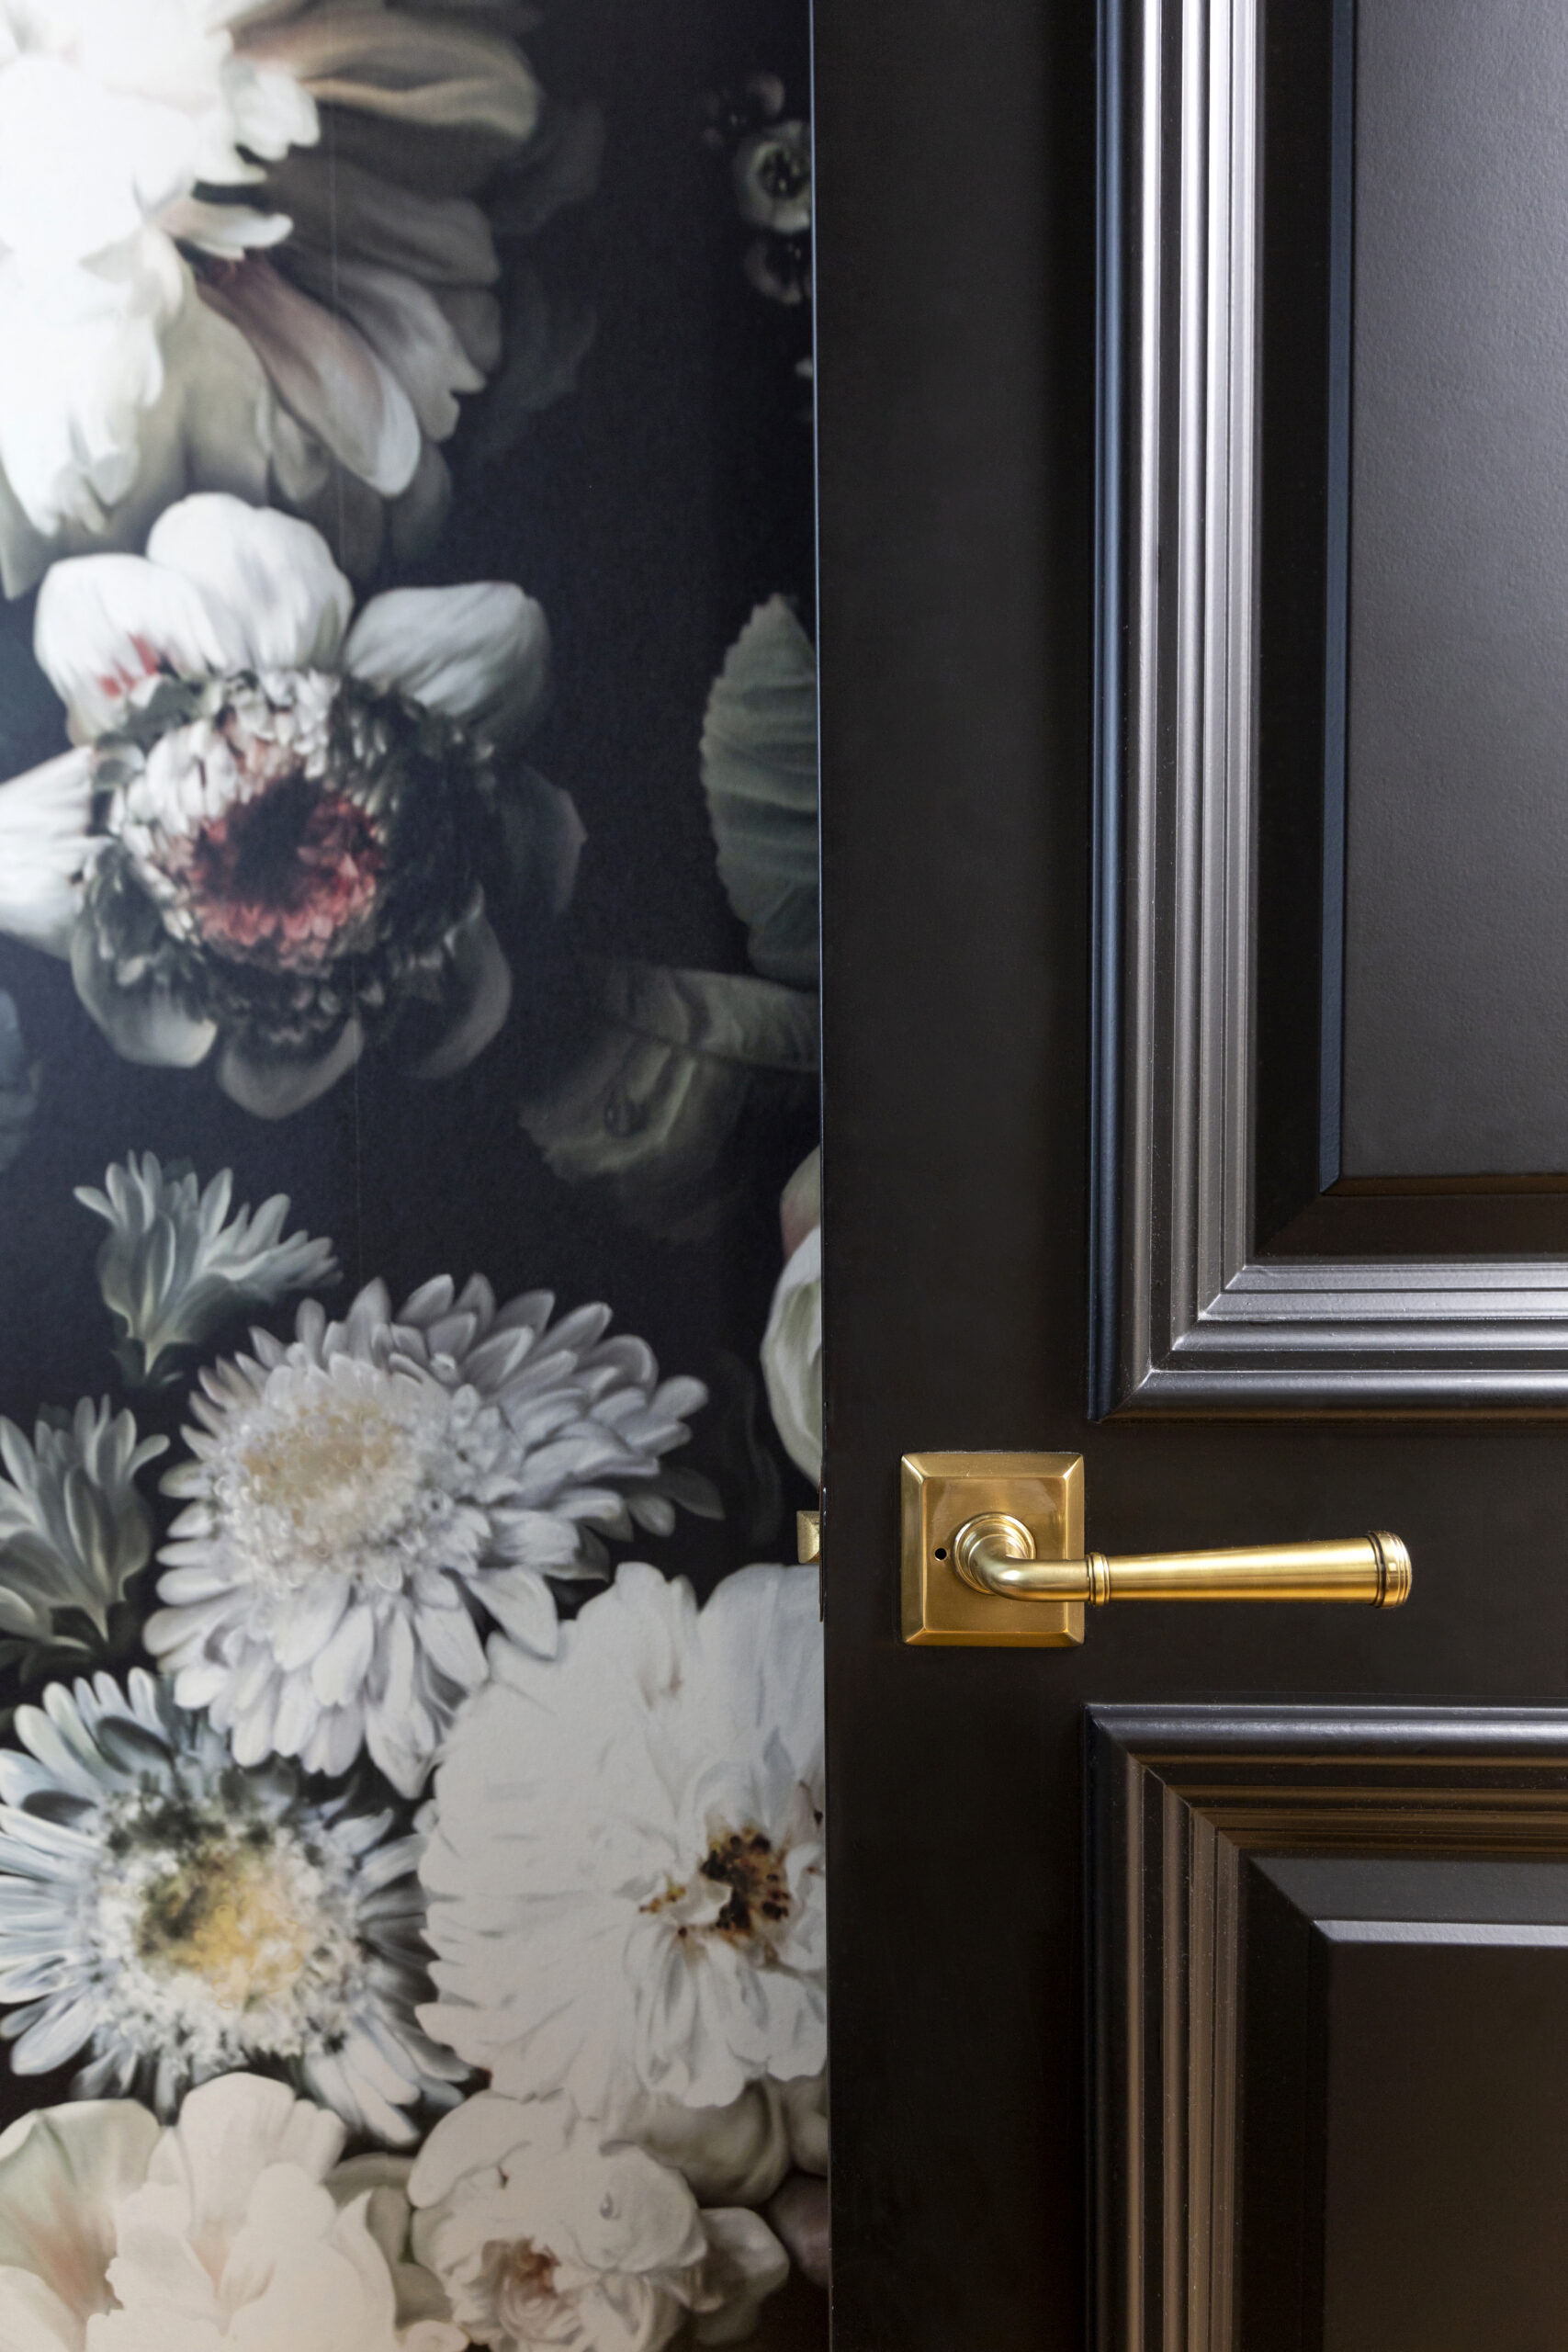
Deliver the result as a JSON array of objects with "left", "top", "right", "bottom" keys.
[
  {"left": 1088, "top": 1703, "right": 1568, "bottom": 2351},
  {"left": 1090, "top": 0, "right": 1568, "bottom": 1415}
]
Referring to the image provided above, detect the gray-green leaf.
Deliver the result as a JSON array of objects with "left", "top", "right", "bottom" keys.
[
  {"left": 701, "top": 597, "right": 819, "bottom": 988},
  {"left": 522, "top": 963, "right": 818, "bottom": 1238}
]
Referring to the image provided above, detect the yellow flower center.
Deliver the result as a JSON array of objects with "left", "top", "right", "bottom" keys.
[{"left": 137, "top": 1843, "right": 320, "bottom": 2011}]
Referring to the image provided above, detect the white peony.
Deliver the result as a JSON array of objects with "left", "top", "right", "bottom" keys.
[
  {"left": 0, "top": 2074, "right": 462, "bottom": 2349},
  {"left": 408, "top": 2091, "right": 788, "bottom": 2352},
  {"left": 146, "top": 1273, "right": 711, "bottom": 1796},
  {"left": 0, "top": 0, "right": 568, "bottom": 594},
  {"left": 420, "top": 1562, "right": 826, "bottom": 2126},
  {"left": 0, "top": 493, "right": 575, "bottom": 1115},
  {"left": 0, "top": 1669, "right": 460, "bottom": 2139},
  {"left": 760, "top": 1148, "right": 821, "bottom": 1481},
  {"left": 76, "top": 1151, "right": 339, "bottom": 1384}
]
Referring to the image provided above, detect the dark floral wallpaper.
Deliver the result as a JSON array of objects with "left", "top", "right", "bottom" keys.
[{"left": 0, "top": 3, "right": 824, "bottom": 2345}]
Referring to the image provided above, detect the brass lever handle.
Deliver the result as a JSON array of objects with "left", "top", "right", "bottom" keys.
[
  {"left": 952, "top": 1513, "right": 1411, "bottom": 1608},
  {"left": 901, "top": 1453, "right": 1416, "bottom": 1647}
]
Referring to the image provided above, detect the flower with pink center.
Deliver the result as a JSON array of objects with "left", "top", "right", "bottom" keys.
[{"left": 0, "top": 492, "right": 581, "bottom": 1116}]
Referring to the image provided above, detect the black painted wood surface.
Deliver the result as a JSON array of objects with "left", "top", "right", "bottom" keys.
[{"left": 814, "top": 0, "right": 1568, "bottom": 2346}]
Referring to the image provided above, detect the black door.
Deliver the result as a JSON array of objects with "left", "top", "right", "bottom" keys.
[{"left": 816, "top": 0, "right": 1568, "bottom": 2343}]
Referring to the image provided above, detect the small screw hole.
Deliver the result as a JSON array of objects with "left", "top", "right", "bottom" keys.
[{"left": 934, "top": 1546, "right": 947, "bottom": 1559}]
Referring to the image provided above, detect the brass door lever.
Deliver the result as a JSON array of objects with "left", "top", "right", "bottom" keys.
[
  {"left": 953, "top": 1512, "right": 1409, "bottom": 1607},
  {"left": 901, "top": 1453, "right": 1413, "bottom": 1647}
]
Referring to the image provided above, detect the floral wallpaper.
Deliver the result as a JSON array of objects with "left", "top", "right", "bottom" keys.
[{"left": 0, "top": 4, "right": 825, "bottom": 2348}]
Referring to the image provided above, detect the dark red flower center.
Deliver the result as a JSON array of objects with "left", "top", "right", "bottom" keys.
[{"left": 182, "top": 776, "right": 383, "bottom": 971}]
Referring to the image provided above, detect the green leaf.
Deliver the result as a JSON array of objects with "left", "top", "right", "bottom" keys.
[
  {"left": 521, "top": 963, "right": 818, "bottom": 1238},
  {"left": 701, "top": 598, "right": 819, "bottom": 988}
]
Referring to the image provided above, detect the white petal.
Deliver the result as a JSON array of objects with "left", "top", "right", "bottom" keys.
[
  {"left": 407, "top": 913, "right": 511, "bottom": 1081},
  {"left": 243, "top": 17, "right": 542, "bottom": 142},
  {"left": 70, "top": 932, "right": 219, "bottom": 1070},
  {"left": 145, "top": 495, "right": 351, "bottom": 672},
  {"left": 217, "top": 1018, "right": 365, "bottom": 1118},
  {"left": 0, "top": 750, "right": 92, "bottom": 955},
  {"left": 202, "top": 258, "right": 422, "bottom": 498},
  {"left": 34, "top": 555, "right": 246, "bottom": 743},
  {"left": 0, "top": 2098, "right": 161, "bottom": 2320},
  {"left": 0, "top": 2265, "right": 95, "bottom": 2351},
  {"left": 344, "top": 582, "right": 548, "bottom": 742},
  {"left": 475, "top": 1566, "right": 558, "bottom": 1654},
  {"left": 284, "top": 254, "right": 484, "bottom": 442}
]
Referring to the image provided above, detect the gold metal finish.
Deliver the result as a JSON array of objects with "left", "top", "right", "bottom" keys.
[
  {"left": 901, "top": 1453, "right": 1412, "bottom": 1645},
  {"left": 901, "top": 1453, "right": 1086, "bottom": 1645},
  {"left": 796, "top": 1510, "right": 821, "bottom": 1565}
]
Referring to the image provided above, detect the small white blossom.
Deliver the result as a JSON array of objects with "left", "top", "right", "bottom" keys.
[
  {"left": 146, "top": 1274, "right": 711, "bottom": 1795},
  {"left": 0, "top": 2075, "right": 463, "bottom": 2351},
  {"left": 408, "top": 2092, "right": 789, "bottom": 2352},
  {"left": 0, "top": 1396, "right": 165, "bottom": 1643},
  {"left": 0, "top": 1668, "right": 463, "bottom": 2140},
  {"left": 76, "top": 1150, "right": 339, "bottom": 1384},
  {"left": 420, "top": 1563, "right": 826, "bottom": 2126}
]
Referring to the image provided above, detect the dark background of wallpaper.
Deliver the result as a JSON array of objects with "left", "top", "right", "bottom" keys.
[
  {"left": 0, "top": 0, "right": 819, "bottom": 1609},
  {"left": 0, "top": 23, "right": 828, "bottom": 2339}
]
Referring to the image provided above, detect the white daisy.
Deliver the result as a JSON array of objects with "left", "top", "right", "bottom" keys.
[
  {"left": 0, "top": 493, "right": 577, "bottom": 1115},
  {"left": 407, "top": 2090, "right": 789, "bottom": 2352},
  {"left": 0, "top": 1396, "right": 166, "bottom": 1644},
  {"left": 145, "top": 1275, "right": 712, "bottom": 1796},
  {"left": 76, "top": 1150, "right": 339, "bottom": 1384},
  {"left": 0, "top": 0, "right": 582, "bottom": 595},
  {"left": 0, "top": 1668, "right": 463, "bottom": 2141},
  {"left": 419, "top": 1562, "right": 826, "bottom": 2125},
  {"left": 0, "top": 2074, "right": 463, "bottom": 2350}
]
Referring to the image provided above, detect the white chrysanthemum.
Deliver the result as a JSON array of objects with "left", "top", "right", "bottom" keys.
[
  {"left": 76, "top": 1150, "right": 339, "bottom": 1384},
  {"left": 0, "top": 2075, "right": 463, "bottom": 2350},
  {"left": 420, "top": 1563, "right": 826, "bottom": 2124},
  {"left": 0, "top": 494, "right": 576, "bottom": 1116},
  {"left": 0, "top": 1668, "right": 462, "bottom": 2140},
  {"left": 0, "top": 1396, "right": 165, "bottom": 1643},
  {"left": 145, "top": 1275, "right": 711, "bottom": 1795},
  {"left": 761, "top": 1148, "right": 821, "bottom": 1482},
  {"left": 408, "top": 2092, "right": 789, "bottom": 2352},
  {"left": 0, "top": 0, "right": 579, "bottom": 594}
]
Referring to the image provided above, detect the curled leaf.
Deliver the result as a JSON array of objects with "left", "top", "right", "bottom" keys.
[{"left": 522, "top": 962, "right": 818, "bottom": 1238}]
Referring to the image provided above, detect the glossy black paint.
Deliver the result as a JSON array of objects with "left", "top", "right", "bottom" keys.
[
  {"left": 815, "top": 3, "right": 1568, "bottom": 2348},
  {"left": 1089, "top": 1704, "right": 1568, "bottom": 2349}
]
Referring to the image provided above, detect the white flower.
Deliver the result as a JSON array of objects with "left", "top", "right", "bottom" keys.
[
  {"left": 76, "top": 1150, "right": 339, "bottom": 1384},
  {"left": 616, "top": 2075, "right": 824, "bottom": 2210},
  {"left": 0, "top": 1397, "right": 166, "bottom": 1643},
  {"left": 0, "top": 493, "right": 578, "bottom": 1115},
  {"left": 408, "top": 2092, "right": 788, "bottom": 2352},
  {"left": 420, "top": 1563, "right": 826, "bottom": 2125},
  {"left": 733, "top": 123, "right": 812, "bottom": 235},
  {"left": 0, "top": 1668, "right": 462, "bottom": 2139},
  {"left": 146, "top": 1274, "right": 711, "bottom": 1796},
  {"left": 0, "top": 0, "right": 570, "bottom": 595},
  {"left": 0, "top": 2075, "right": 463, "bottom": 2350},
  {"left": 761, "top": 1148, "right": 821, "bottom": 1482}
]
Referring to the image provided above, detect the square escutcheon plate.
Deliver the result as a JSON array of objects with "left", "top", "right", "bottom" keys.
[{"left": 899, "top": 1452, "right": 1085, "bottom": 1646}]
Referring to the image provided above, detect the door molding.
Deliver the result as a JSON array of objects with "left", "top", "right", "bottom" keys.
[
  {"left": 1091, "top": 0, "right": 1568, "bottom": 1417},
  {"left": 1089, "top": 1703, "right": 1568, "bottom": 2352}
]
